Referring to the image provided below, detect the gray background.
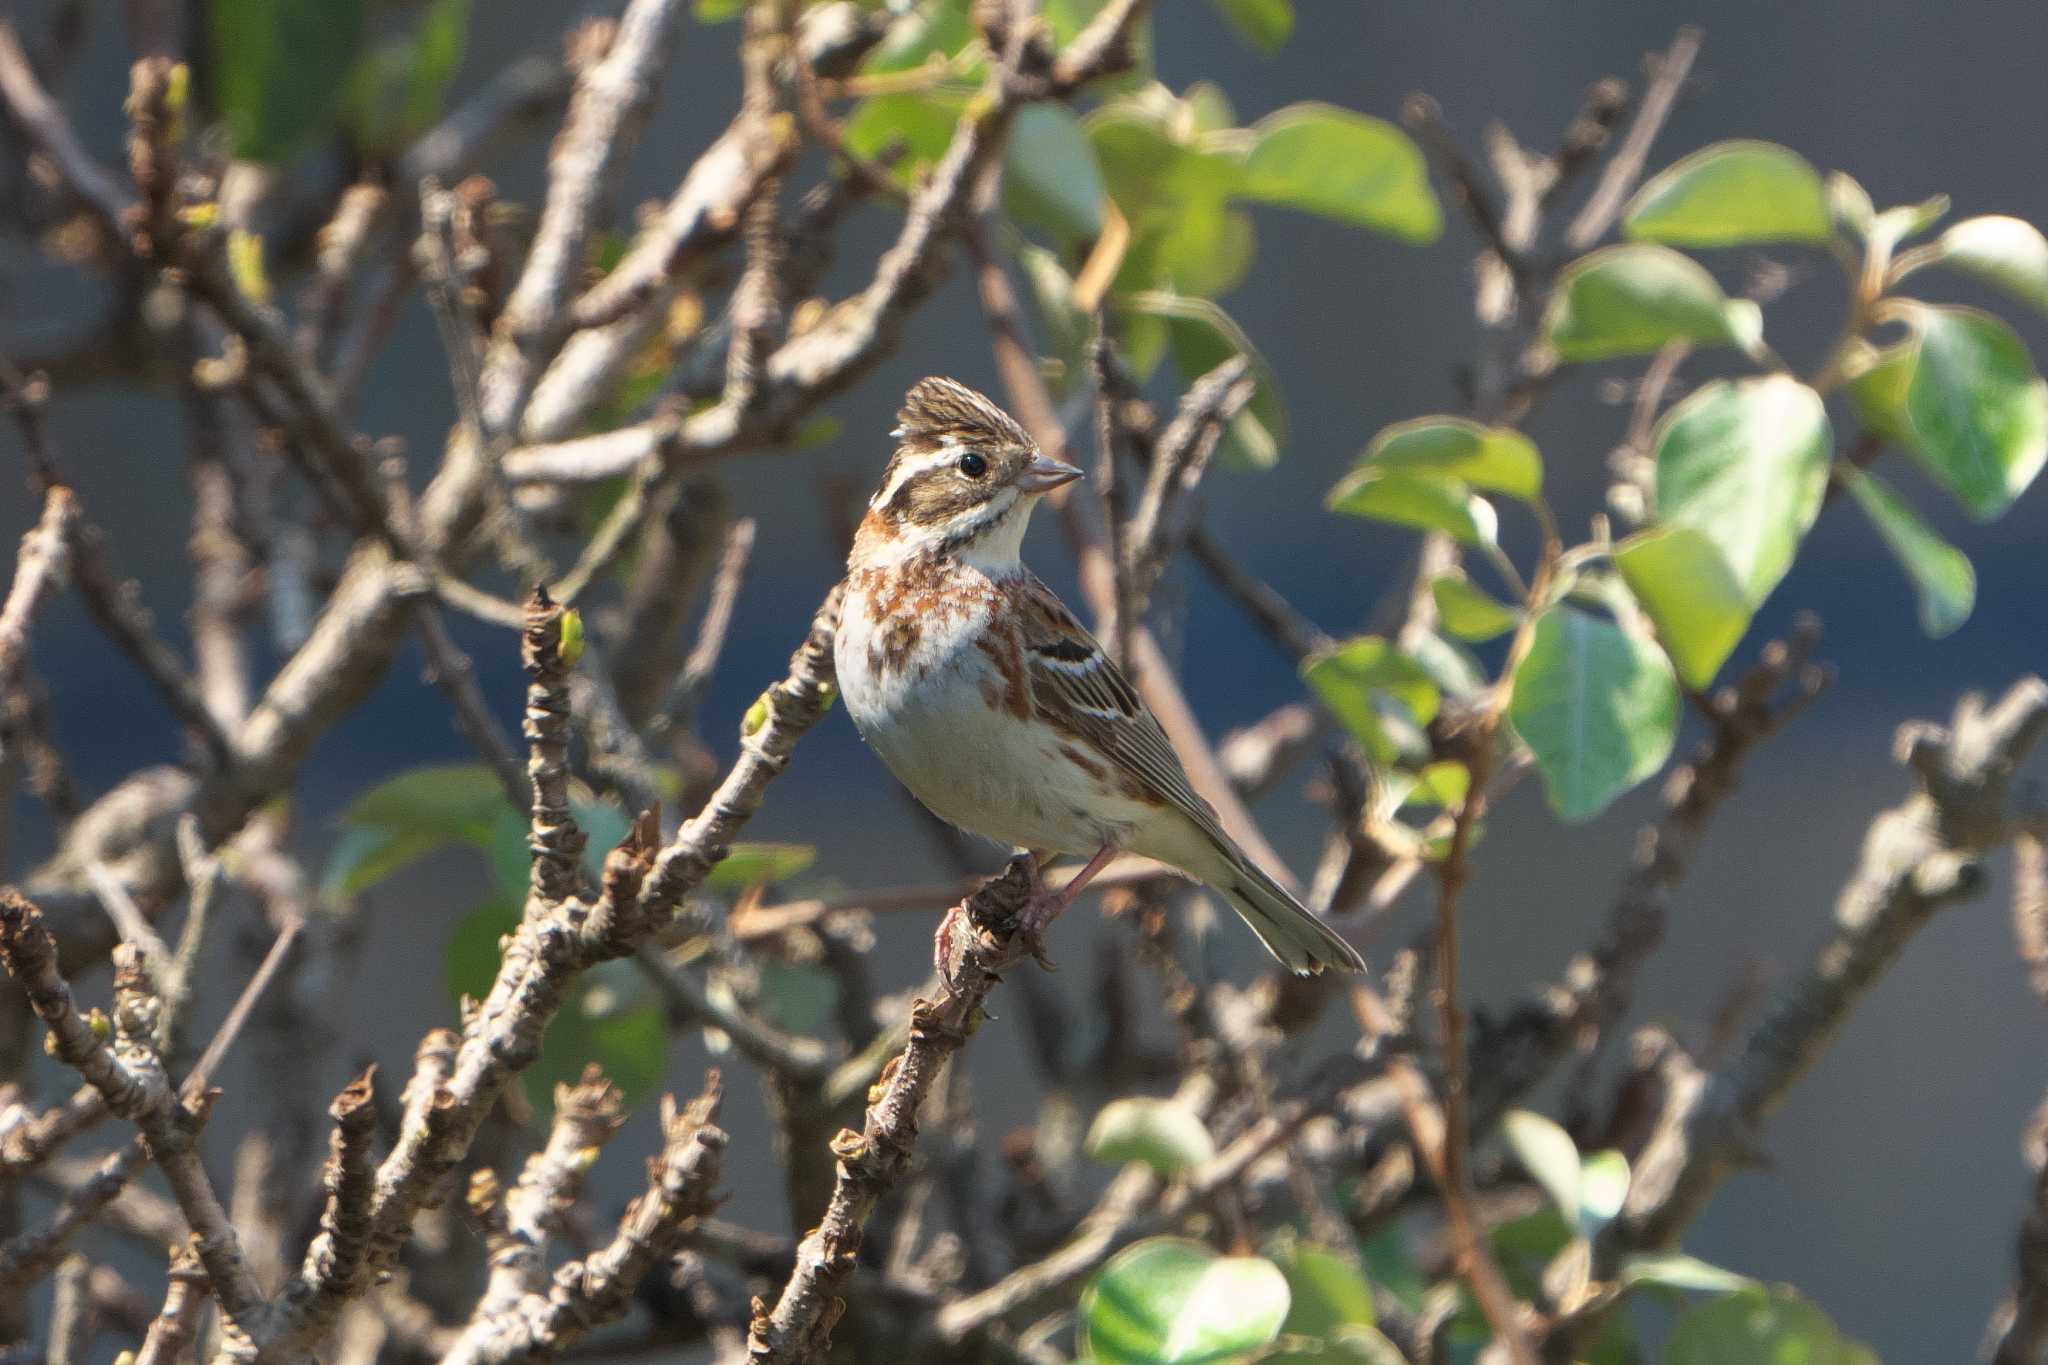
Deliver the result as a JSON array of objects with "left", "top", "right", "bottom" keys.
[{"left": 5, "top": 1, "right": 2047, "bottom": 1358}]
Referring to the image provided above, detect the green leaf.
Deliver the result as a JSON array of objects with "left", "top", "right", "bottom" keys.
[
  {"left": 1006, "top": 105, "right": 1106, "bottom": 243},
  {"left": 1508, "top": 605, "right": 1679, "bottom": 823},
  {"left": 403, "top": 0, "right": 470, "bottom": 135},
  {"left": 1123, "top": 292, "right": 1286, "bottom": 466},
  {"left": 343, "top": 764, "right": 507, "bottom": 844},
  {"left": 320, "top": 826, "right": 447, "bottom": 905},
  {"left": 1840, "top": 467, "right": 1975, "bottom": 638},
  {"left": 1302, "top": 637, "right": 1438, "bottom": 766},
  {"left": 1544, "top": 245, "right": 1763, "bottom": 362},
  {"left": 1327, "top": 468, "right": 1497, "bottom": 546},
  {"left": 446, "top": 892, "right": 519, "bottom": 1001},
  {"left": 1019, "top": 245, "right": 1089, "bottom": 388},
  {"left": 1577, "top": 1149, "right": 1630, "bottom": 1237},
  {"left": 1209, "top": 0, "right": 1293, "bottom": 52},
  {"left": 1901, "top": 303, "right": 2048, "bottom": 520},
  {"left": 1620, "top": 1251, "right": 1755, "bottom": 1295},
  {"left": 1262, "top": 1326, "right": 1409, "bottom": 1365},
  {"left": 1652, "top": 375, "right": 1832, "bottom": 605},
  {"left": 1364, "top": 416, "right": 1542, "bottom": 499},
  {"left": 1937, "top": 215, "right": 2048, "bottom": 315},
  {"left": 695, "top": 0, "right": 746, "bottom": 20},
  {"left": 1615, "top": 526, "right": 1752, "bottom": 688},
  {"left": 707, "top": 842, "right": 818, "bottom": 890},
  {"left": 209, "top": 0, "right": 368, "bottom": 162},
  {"left": 1239, "top": 103, "right": 1440, "bottom": 243},
  {"left": 1276, "top": 1244, "right": 1375, "bottom": 1335},
  {"left": 1085, "top": 1098, "right": 1216, "bottom": 1177},
  {"left": 1400, "top": 760, "right": 1471, "bottom": 810},
  {"left": 1846, "top": 340, "right": 1916, "bottom": 447},
  {"left": 1622, "top": 140, "right": 1830, "bottom": 247},
  {"left": 1501, "top": 1110, "right": 1582, "bottom": 1227},
  {"left": 1430, "top": 575, "right": 1519, "bottom": 642},
  {"left": 527, "top": 984, "right": 668, "bottom": 1117},
  {"left": 845, "top": 91, "right": 969, "bottom": 186},
  {"left": 1664, "top": 1289, "right": 1874, "bottom": 1365},
  {"left": 1081, "top": 1239, "right": 1291, "bottom": 1365}
]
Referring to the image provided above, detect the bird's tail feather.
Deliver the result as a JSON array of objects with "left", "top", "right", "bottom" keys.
[{"left": 1219, "top": 852, "right": 1366, "bottom": 976}]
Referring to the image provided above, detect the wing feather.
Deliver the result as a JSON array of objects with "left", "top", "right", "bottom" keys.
[{"left": 1009, "top": 575, "right": 1230, "bottom": 846}]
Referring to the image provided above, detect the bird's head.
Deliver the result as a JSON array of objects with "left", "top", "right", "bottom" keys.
[{"left": 850, "top": 377, "right": 1082, "bottom": 570}]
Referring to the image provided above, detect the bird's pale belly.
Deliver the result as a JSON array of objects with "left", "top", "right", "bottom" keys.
[{"left": 838, "top": 623, "right": 1148, "bottom": 855}]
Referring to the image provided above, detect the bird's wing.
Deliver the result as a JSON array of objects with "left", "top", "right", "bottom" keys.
[{"left": 1007, "top": 573, "right": 1231, "bottom": 847}]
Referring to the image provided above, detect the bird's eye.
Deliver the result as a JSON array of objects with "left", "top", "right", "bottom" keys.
[{"left": 958, "top": 452, "right": 989, "bottom": 479}]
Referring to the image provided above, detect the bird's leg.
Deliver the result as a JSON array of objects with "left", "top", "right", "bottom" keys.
[
  {"left": 933, "top": 851, "right": 1048, "bottom": 988},
  {"left": 1014, "top": 843, "right": 1118, "bottom": 964}
]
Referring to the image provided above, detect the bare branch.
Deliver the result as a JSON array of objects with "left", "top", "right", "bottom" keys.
[
  {"left": 442, "top": 1076, "right": 726, "bottom": 1365},
  {"left": 1562, "top": 26, "right": 1702, "bottom": 251},
  {"left": 1619, "top": 677, "right": 2048, "bottom": 1253}
]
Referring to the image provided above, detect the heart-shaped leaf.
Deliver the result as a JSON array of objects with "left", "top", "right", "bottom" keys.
[
  {"left": 1085, "top": 1098, "right": 1216, "bottom": 1177},
  {"left": 1623, "top": 140, "right": 1831, "bottom": 247},
  {"left": 1508, "top": 604, "right": 1678, "bottom": 823},
  {"left": 1545, "top": 245, "right": 1762, "bottom": 362},
  {"left": 1081, "top": 1239, "right": 1291, "bottom": 1365},
  {"left": 1652, "top": 375, "right": 1832, "bottom": 605},
  {"left": 1615, "top": 525, "right": 1753, "bottom": 688},
  {"left": 1239, "top": 103, "right": 1440, "bottom": 243},
  {"left": 1900, "top": 303, "right": 2048, "bottom": 520},
  {"left": 1839, "top": 466, "right": 1975, "bottom": 637}
]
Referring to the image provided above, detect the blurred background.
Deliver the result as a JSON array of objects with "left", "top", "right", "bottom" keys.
[{"left": 4, "top": 1, "right": 2045, "bottom": 1358}]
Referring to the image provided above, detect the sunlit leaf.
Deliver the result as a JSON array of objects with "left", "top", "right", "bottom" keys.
[
  {"left": 1577, "top": 1149, "right": 1630, "bottom": 1237},
  {"left": 1615, "top": 525, "right": 1752, "bottom": 688},
  {"left": 1544, "top": 245, "right": 1762, "bottom": 362},
  {"left": 1240, "top": 104, "right": 1440, "bottom": 243},
  {"left": 1209, "top": 0, "right": 1293, "bottom": 52},
  {"left": 210, "top": 0, "right": 367, "bottom": 162},
  {"left": 1620, "top": 1251, "right": 1755, "bottom": 1295},
  {"left": 1508, "top": 605, "right": 1678, "bottom": 823},
  {"left": 708, "top": 842, "right": 818, "bottom": 890},
  {"left": 1364, "top": 416, "right": 1542, "bottom": 499},
  {"left": 1123, "top": 292, "right": 1286, "bottom": 466},
  {"left": 1936, "top": 214, "right": 2048, "bottom": 315},
  {"left": 845, "top": 90, "right": 968, "bottom": 185},
  {"left": 1839, "top": 466, "right": 1976, "bottom": 638},
  {"left": 1846, "top": 339, "right": 1915, "bottom": 447},
  {"left": 1303, "top": 637, "right": 1438, "bottom": 766},
  {"left": 1085, "top": 1097, "right": 1216, "bottom": 1176},
  {"left": 1502, "top": 1110, "right": 1582, "bottom": 1227},
  {"left": 1623, "top": 140, "right": 1830, "bottom": 247},
  {"left": 1430, "top": 574, "right": 1519, "bottom": 642},
  {"left": 1400, "top": 760, "right": 1471, "bottom": 810},
  {"left": 1327, "top": 468, "right": 1497, "bottom": 546},
  {"left": 1900, "top": 303, "right": 2048, "bottom": 520},
  {"left": 1652, "top": 375, "right": 1832, "bottom": 605},
  {"left": 1262, "top": 1326, "right": 1409, "bottom": 1365},
  {"left": 1081, "top": 1239, "right": 1290, "bottom": 1365}
]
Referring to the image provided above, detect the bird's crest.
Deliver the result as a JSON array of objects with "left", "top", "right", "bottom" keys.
[{"left": 893, "top": 377, "right": 1031, "bottom": 455}]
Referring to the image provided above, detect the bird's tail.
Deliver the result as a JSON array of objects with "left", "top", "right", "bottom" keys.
[{"left": 1215, "top": 846, "right": 1367, "bottom": 977}]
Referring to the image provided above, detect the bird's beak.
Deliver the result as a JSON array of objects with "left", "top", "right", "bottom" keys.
[{"left": 1017, "top": 452, "right": 1083, "bottom": 494}]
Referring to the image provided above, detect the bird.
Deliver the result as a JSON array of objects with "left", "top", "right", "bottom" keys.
[{"left": 834, "top": 376, "right": 1367, "bottom": 978}]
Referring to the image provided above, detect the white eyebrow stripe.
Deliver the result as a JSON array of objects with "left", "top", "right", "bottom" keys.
[{"left": 871, "top": 443, "right": 969, "bottom": 508}]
